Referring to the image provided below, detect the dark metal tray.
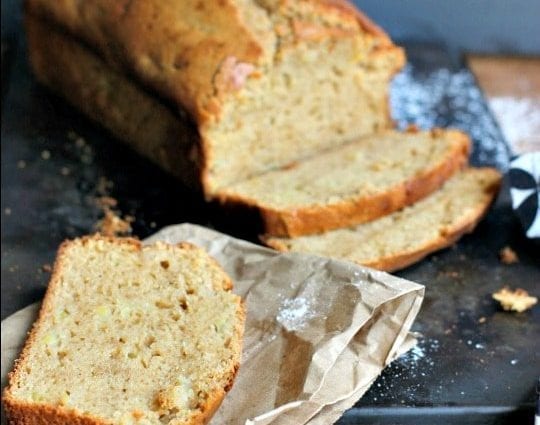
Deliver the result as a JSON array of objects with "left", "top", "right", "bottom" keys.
[{"left": 2, "top": 1, "right": 539, "bottom": 424}]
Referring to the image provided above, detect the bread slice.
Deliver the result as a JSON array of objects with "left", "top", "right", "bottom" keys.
[
  {"left": 25, "top": 1, "right": 404, "bottom": 195},
  {"left": 2, "top": 236, "right": 245, "bottom": 425},
  {"left": 263, "top": 168, "right": 501, "bottom": 271},
  {"left": 217, "top": 128, "right": 471, "bottom": 237}
]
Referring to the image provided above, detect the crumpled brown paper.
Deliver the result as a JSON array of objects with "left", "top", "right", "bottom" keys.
[{"left": 1, "top": 223, "right": 424, "bottom": 424}]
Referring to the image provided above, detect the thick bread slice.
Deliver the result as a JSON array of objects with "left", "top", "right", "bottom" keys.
[
  {"left": 217, "top": 129, "right": 471, "bottom": 237},
  {"left": 2, "top": 236, "right": 245, "bottom": 425},
  {"left": 25, "top": 2, "right": 404, "bottom": 194},
  {"left": 263, "top": 168, "right": 501, "bottom": 272}
]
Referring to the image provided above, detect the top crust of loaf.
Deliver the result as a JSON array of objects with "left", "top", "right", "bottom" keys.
[
  {"left": 2, "top": 235, "right": 245, "bottom": 425},
  {"left": 25, "top": 0, "right": 401, "bottom": 125}
]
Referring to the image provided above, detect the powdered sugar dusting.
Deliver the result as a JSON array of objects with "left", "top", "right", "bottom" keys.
[
  {"left": 391, "top": 65, "right": 511, "bottom": 170},
  {"left": 276, "top": 297, "right": 315, "bottom": 331},
  {"left": 488, "top": 97, "right": 540, "bottom": 154},
  {"left": 361, "top": 337, "right": 441, "bottom": 404}
]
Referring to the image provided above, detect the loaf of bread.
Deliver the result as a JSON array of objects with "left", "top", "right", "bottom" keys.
[
  {"left": 23, "top": 2, "right": 502, "bottom": 272},
  {"left": 3, "top": 236, "right": 245, "bottom": 425},
  {"left": 25, "top": 0, "right": 405, "bottom": 195},
  {"left": 218, "top": 128, "right": 470, "bottom": 237},
  {"left": 263, "top": 168, "right": 502, "bottom": 271}
]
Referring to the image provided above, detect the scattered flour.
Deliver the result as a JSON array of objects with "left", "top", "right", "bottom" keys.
[
  {"left": 276, "top": 297, "right": 314, "bottom": 331},
  {"left": 391, "top": 65, "right": 511, "bottom": 169},
  {"left": 488, "top": 97, "right": 540, "bottom": 154}
]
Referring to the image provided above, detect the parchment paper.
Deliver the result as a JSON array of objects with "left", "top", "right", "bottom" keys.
[{"left": 1, "top": 223, "right": 424, "bottom": 424}]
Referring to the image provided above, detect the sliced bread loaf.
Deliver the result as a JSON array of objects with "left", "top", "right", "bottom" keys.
[
  {"left": 3, "top": 236, "right": 245, "bottom": 425},
  {"left": 263, "top": 168, "right": 501, "bottom": 272},
  {"left": 25, "top": 1, "right": 404, "bottom": 195},
  {"left": 217, "top": 128, "right": 470, "bottom": 237}
]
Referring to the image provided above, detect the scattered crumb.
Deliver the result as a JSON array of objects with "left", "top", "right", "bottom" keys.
[
  {"left": 444, "top": 328, "right": 452, "bottom": 335},
  {"left": 492, "top": 287, "right": 537, "bottom": 313},
  {"left": 67, "top": 130, "right": 78, "bottom": 141},
  {"left": 499, "top": 246, "right": 519, "bottom": 265},
  {"left": 17, "top": 160, "right": 26, "bottom": 169},
  {"left": 446, "top": 271, "right": 460, "bottom": 278},
  {"left": 95, "top": 209, "right": 133, "bottom": 237},
  {"left": 96, "top": 177, "right": 114, "bottom": 196},
  {"left": 42, "top": 264, "right": 52, "bottom": 273},
  {"left": 60, "top": 167, "right": 71, "bottom": 176},
  {"left": 75, "top": 137, "right": 86, "bottom": 148},
  {"left": 81, "top": 154, "right": 93, "bottom": 165},
  {"left": 149, "top": 221, "right": 157, "bottom": 229},
  {"left": 478, "top": 317, "right": 486, "bottom": 324},
  {"left": 67, "top": 130, "right": 86, "bottom": 148},
  {"left": 41, "top": 150, "right": 51, "bottom": 160},
  {"left": 4, "top": 208, "right": 12, "bottom": 215},
  {"left": 95, "top": 196, "right": 118, "bottom": 209},
  {"left": 92, "top": 179, "right": 134, "bottom": 237}
]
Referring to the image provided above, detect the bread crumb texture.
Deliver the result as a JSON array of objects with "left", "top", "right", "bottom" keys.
[
  {"left": 499, "top": 246, "right": 519, "bottom": 265},
  {"left": 492, "top": 287, "right": 537, "bottom": 313},
  {"left": 3, "top": 236, "right": 244, "bottom": 425},
  {"left": 264, "top": 168, "right": 501, "bottom": 271},
  {"left": 95, "top": 209, "right": 133, "bottom": 237},
  {"left": 220, "top": 129, "right": 468, "bottom": 209}
]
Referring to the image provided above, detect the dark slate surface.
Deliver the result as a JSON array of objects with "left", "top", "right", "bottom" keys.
[{"left": 2, "top": 1, "right": 539, "bottom": 424}]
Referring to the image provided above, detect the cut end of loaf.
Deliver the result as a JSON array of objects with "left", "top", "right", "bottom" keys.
[
  {"left": 3, "top": 236, "right": 245, "bottom": 425},
  {"left": 200, "top": 1, "right": 406, "bottom": 193}
]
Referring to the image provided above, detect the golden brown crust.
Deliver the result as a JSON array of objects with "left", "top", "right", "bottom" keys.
[
  {"left": 313, "top": 0, "right": 391, "bottom": 40},
  {"left": 264, "top": 168, "right": 502, "bottom": 272},
  {"left": 25, "top": 0, "right": 395, "bottom": 124},
  {"left": 2, "top": 235, "right": 245, "bottom": 425},
  {"left": 364, "top": 170, "right": 501, "bottom": 272},
  {"left": 224, "top": 129, "right": 471, "bottom": 238},
  {"left": 25, "top": 0, "right": 267, "bottom": 124},
  {"left": 2, "top": 397, "right": 111, "bottom": 425},
  {"left": 25, "top": 15, "right": 204, "bottom": 192}
]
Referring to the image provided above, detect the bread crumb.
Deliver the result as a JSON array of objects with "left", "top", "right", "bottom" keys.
[
  {"left": 42, "top": 264, "right": 52, "bottom": 273},
  {"left": 4, "top": 208, "right": 12, "bottom": 215},
  {"left": 95, "top": 196, "right": 118, "bottom": 209},
  {"left": 67, "top": 130, "right": 86, "bottom": 148},
  {"left": 95, "top": 210, "right": 133, "bottom": 237},
  {"left": 499, "top": 246, "right": 519, "bottom": 264},
  {"left": 492, "top": 287, "right": 537, "bottom": 313},
  {"left": 93, "top": 183, "right": 134, "bottom": 237},
  {"left": 96, "top": 177, "right": 114, "bottom": 196},
  {"left": 17, "top": 160, "right": 26, "bottom": 169},
  {"left": 478, "top": 317, "right": 486, "bottom": 324},
  {"left": 66, "top": 130, "right": 78, "bottom": 141},
  {"left": 41, "top": 150, "right": 51, "bottom": 160},
  {"left": 75, "top": 137, "right": 86, "bottom": 148}
]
